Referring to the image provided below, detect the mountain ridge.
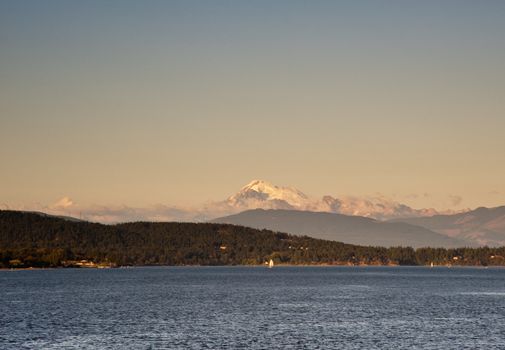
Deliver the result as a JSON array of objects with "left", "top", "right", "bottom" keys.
[
  {"left": 388, "top": 206, "right": 505, "bottom": 246},
  {"left": 220, "top": 180, "right": 457, "bottom": 220},
  {"left": 12, "top": 179, "right": 475, "bottom": 224},
  {"left": 210, "top": 208, "right": 471, "bottom": 248}
]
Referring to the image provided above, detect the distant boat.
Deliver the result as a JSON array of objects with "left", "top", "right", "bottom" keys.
[
  {"left": 268, "top": 259, "right": 274, "bottom": 268},
  {"left": 430, "top": 262, "right": 434, "bottom": 268}
]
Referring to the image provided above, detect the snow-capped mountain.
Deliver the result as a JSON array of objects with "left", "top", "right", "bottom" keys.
[
  {"left": 222, "top": 179, "right": 444, "bottom": 220},
  {"left": 226, "top": 180, "right": 309, "bottom": 210},
  {"left": 314, "top": 195, "right": 440, "bottom": 220},
  {"left": 34, "top": 179, "right": 460, "bottom": 224}
]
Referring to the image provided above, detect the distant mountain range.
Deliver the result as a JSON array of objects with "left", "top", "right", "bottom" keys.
[
  {"left": 388, "top": 206, "right": 505, "bottom": 247},
  {"left": 212, "top": 205, "right": 505, "bottom": 247},
  {"left": 210, "top": 209, "right": 471, "bottom": 248},
  {"left": 34, "top": 202, "right": 505, "bottom": 248},
  {"left": 214, "top": 181, "right": 505, "bottom": 247},
  {"left": 22, "top": 179, "right": 462, "bottom": 223},
  {"left": 16, "top": 179, "right": 504, "bottom": 247},
  {"left": 13, "top": 178, "right": 474, "bottom": 225},
  {"left": 222, "top": 180, "right": 448, "bottom": 220}
]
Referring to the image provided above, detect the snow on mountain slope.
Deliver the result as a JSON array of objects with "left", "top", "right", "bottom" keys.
[
  {"left": 31, "top": 179, "right": 465, "bottom": 224},
  {"left": 222, "top": 179, "right": 446, "bottom": 220},
  {"left": 227, "top": 180, "right": 309, "bottom": 209}
]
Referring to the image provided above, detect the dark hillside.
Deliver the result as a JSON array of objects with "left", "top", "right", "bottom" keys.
[{"left": 1, "top": 210, "right": 503, "bottom": 268}]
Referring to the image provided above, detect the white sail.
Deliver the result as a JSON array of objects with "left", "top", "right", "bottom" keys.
[{"left": 268, "top": 259, "right": 274, "bottom": 268}]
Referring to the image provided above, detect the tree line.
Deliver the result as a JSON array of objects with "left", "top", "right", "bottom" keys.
[{"left": 1, "top": 210, "right": 505, "bottom": 268}]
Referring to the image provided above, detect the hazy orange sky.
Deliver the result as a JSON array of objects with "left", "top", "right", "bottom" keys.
[{"left": 1, "top": 0, "right": 504, "bottom": 211}]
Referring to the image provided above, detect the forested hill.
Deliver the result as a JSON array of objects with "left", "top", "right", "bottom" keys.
[{"left": 1, "top": 210, "right": 505, "bottom": 268}]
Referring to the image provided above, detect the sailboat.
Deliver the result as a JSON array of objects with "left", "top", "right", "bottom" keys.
[
  {"left": 430, "top": 262, "right": 434, "bottom": 268},
  {"left": 268, "top": 259, "right": 274, "bottom": 268}
]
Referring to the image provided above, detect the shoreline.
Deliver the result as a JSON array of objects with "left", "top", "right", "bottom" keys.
[{"left": 1, "top": 264, "right": 502, "bottom": 270}]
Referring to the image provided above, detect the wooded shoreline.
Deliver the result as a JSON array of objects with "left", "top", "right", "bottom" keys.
[{"left": 2, "top": 210, "right": 505, "bottom": 269}]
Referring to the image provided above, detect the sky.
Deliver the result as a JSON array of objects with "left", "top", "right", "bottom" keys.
[{"left": 1, "top": 0, "right": 505, "bottom": 214}]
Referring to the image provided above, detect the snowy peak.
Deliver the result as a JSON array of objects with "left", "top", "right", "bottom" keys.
[
  {"left": 225, "top": 179, "right": 452, "bottom": 220},
  {"left": 227, "top": 180, "right": 309, "bottom": 209}
]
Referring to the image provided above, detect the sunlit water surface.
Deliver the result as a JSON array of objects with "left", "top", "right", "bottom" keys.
[{"left": 2, "top": 266, "right": 505, "bottom": 349}]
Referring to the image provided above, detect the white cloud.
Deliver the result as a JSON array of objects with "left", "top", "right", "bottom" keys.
[{"left": 52, "top": 197, "right": 74, "bottom": 209}]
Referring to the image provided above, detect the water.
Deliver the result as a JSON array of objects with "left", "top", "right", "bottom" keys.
[{"left": 1, "top": 266, "right": 505, "bottom": 349}]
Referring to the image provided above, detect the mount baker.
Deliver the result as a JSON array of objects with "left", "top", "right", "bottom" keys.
[
  {"left": 222, "top": 180, "right": 446, "bottom": 220},
  {"left": 34, "top": 179, "right": 459, "bottom": 223}
]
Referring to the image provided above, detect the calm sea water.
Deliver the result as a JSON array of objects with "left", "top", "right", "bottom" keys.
[{"left": 1, "top": 266, "right": 505, "bottom": 349}]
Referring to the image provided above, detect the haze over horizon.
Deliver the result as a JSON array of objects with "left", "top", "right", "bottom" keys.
[
  {"left": 2, "top": 0, "right": 505, "bottom": 214},
  {"left": 0, "top": 178, "right": 500, "bottom": 224}
]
